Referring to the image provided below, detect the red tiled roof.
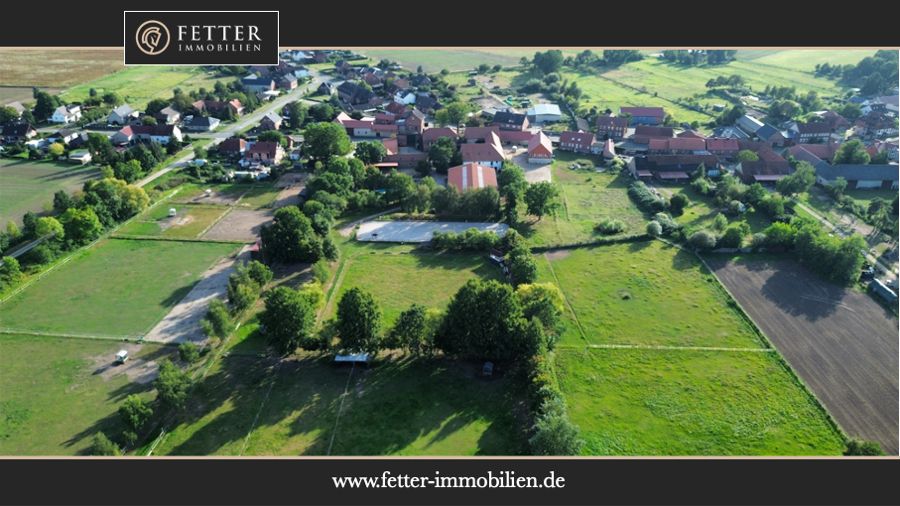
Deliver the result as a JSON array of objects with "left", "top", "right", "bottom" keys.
[
  {"left": 596, "top": 115, "right": 628, "bottom": 129},
  {"left": 381, "top": 138, "right": 398, "bottom": 155},
  {"left": 422, "top": 127, "right": 457, "bottom": 143},
  {"left": 498, "top": 130, "right": 533, "bottom": 144},
  {"left": 247, "top": 141, "right": 280, "bottom": 156},
  {"left": 797, "top": 122, "right": 832, "bottom": 135},
  {"left": 527, "top": 131, "right": 553, "bottom": 156},
  {"left": 648, "top": 137, "right": 706, "bottom": 151},
  {"left": 462, "top": 126, "right": 500, "bottom": 141},
  {"left": 560, "top": 130, "right": 595, "bottom": 149},
  {"left": 447, "top": 162, "right": 498, "bottom": 192},
  {"left": 705, "top": 138, "right": 739, "bottom": 152},
  {"left": 677, "top": 130, "right": 706, "bottom": 139},
  {"left": 461, "top": 142, "right": 504, "bottom": 163},
  {"left": 220, "top": 137, "right": 247, "bottom": 153}
]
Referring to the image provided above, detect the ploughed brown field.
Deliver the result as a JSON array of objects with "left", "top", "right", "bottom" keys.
[{"left": 707, "top": 256, "right": 899, "bottom": 454}]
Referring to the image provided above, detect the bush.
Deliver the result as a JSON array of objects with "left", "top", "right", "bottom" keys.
[
  {"left": 646, "top": 220, "right": 663, "bottom": 237},
  {"left": 312, "top": 259, "right": 330, "bottom": 284},
  {"left": 432, "top": 228, "right": 499, "bottom": 251},
  {"left": 688, "top": 230, "right": 717, "bottom": 250},
  {"left": 844, "top": 439, "right": 885, "bottom": 456},
  {"left": 89, "top": 432, "right": 121, "bottom": 456},
  {"left": 652, "top": 212, "right": 680, "bottom": 235},
  {"left": 628, "top": 182, "right": 666, "bottom": 212},
  {"left": 691, "top": 177, "right": 711, "bottom": 195},
  {"left": 668, "top": 193, "right": 689, "bottom": 216},
  {"left": 201, "top": 299, "right": 231, "bottom": 339},
  {"left": 717, "top": 225, "right": 745, "bottom": 249},
  {"left": 178, "top": 342, "right": 200, "bottom": 364},
  {"left": 594, "top": 218, "right": 626, "bottom": 235}
]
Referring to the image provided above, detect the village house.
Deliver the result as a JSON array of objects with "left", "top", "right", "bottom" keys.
[
  {"left": 527, "top": 103, "right": 562, "bottom": 124},
  {"left": 246, "top": 141, "right": 285, "bottom": 165},
  {"left": 183, "top": 115, "right": 221, "bottom": 132},
  {"left": 219, "top": 137, "right": 248, "bottom": 157},
  {"left": 755, "top": 124, "right": 787, "bottom": 147},
  {"left": 854, "top": 112, "right": 900, "bottom": 138},
  {"left": 788, "top": 121, "right": 832, "bottom": 144},
  {"left": 5, "top": 101, "right": 25, "bottom": 118},
  {"left": 155, "top": 106, "right": 181, "bottom": 125},
  {"left": 492, "top": 111, "right": 529, "bottom": 131},
  {"left": 422, "top": 127, "right": 458, "bottom": 150},
  {"left": 447, "top": 162, "right": 498, "bottom": 192},
  {"left": 601, "top": 138, "right": 616, "bottom": 159},
  {"left": 381, "top": 138, "right": 427, "bottom": 168},
  {"left": 711, "top": 125, "right": 750, "bottom": 140},
  {"left": 631, "top": 125, "right": 675, "bottom": 145},
  {"left": 787, "top": 143, "right": 841, "bottom": 165},
  {"left": 527, "top": 131, "right": 554, "bottom": 164},
  {"left": 337, "top": 81, "right": 375, "bottom": 106},
  {"left": 50, "top": 128, "right": 80, "bottom": 146},
  {"left": 113, "top": 124, "right": 182, "bottom": 145},
  {"left": 194, "top": 99, "right": 244, "bottom": 118},
  {"left": 558, "top": 130, "right": 595, "bottom": 154},
  {"left": 316, "top": 82, "right": 334, "bottom": 96},
  {"left": 620, "top": 106, "right": 665, "bottom": 126},
  {"left": 868, "top": 139, "right": 900, "bottom": 162},
  {"left": 277, "top": 74, "right": 298, "bottom": 90},
  {"left": 51, "top": 105, "right": 82, "bottom": 124},
  {"left": 241, "top": 75, "right": 276, "bottom": 93},
  {"left": 2, "top": 122, "right": 37, "bottom": 142},
  {"left": 460, "top": 133, "right": 506, "bottom": 169},
  {"left": 647, "top": 137, "right": 707, "bottom": 154},
  {"left": 595, "top": 115, "right": 628, "bottom": 140},
  {"left": 335, "top": 112, "right": 375, "bottom": 137},
  {"left": 259, "top": 112, "right": 283, "bottom": 131},
  {"left": 107, "top": 104, "right": 138, "bottom": 125}
]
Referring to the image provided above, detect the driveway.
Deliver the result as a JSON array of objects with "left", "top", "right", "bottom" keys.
[
  {"left": 511, "top": 149, "right": 552, "bottom": 183},
  {"left": 356, "top": 220, "right": 508, "bottom": 243}
]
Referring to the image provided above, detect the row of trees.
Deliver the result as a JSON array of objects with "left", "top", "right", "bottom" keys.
[{"left": 660, "top": 50, "right": 737, "bottom": 66}]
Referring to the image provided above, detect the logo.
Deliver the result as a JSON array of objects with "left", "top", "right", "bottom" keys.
[
  {"left": 125, "top": 11, "right": 279, "bottom": 65},
  {"left": 135, "top": 20, "right": 170, "bottom": 55}
]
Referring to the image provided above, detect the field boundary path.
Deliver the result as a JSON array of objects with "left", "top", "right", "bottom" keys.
[{"left": 559, "top": 343, "right": 778, "bottom": 353}]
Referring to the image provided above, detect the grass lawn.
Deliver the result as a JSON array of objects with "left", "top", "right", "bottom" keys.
[
  {"left": 537, "top": 240, "right": 764, "bottom": 348},
  {"left": 0, "top": 48, "right": 122, "bottom": 88},
  {"left": 324, "top": 242, "right": 500, "bottom": 326},
  {"left": 156, "top": 347, "right": 524, "bottom": 456},
  {"left": 556, "top": 347, "right": 845, "bottom": 455},
  {"left": 521, "top": 155, "right": 647, "bottom": 248},
  {"left": 657, "top": 183, "right": 771, "bottom": 236},
  {"left": 60, "top": 67, "right": 234, "bottom": 110},
  {"left": 0, "top": 158, "right": 100, "bottom": 225},
  {"left": 0, "top": 239, "right": 239, "bottom": 337},
  {"left": 115, "top": 204, "right": 230, "bottom": 239},
  {"left": 0, "top": 334, "right": 169, "bottom": 455}
]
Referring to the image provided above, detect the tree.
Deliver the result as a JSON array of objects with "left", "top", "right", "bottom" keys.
[
  {"left": 113, "top": 159, "right": 144, "bottom": 183},
  {"left": 32, "top": 90, "right": 61, "bottom": 121},
  {"left": 386, "top": 171, "right": 417, "bottom": 211},
  {"left": 144, "top": 98, "right": 169, "bottom": 117},
  {"left": 745, "top": 183, "right": 767, "bottom": 205},
  {"left": 308, "top": 103, "right": 335, "bottom": 122},
  {"left": 257, "top": 130, "right": 285, "bottom": 146},
  {"left": 529, "top": 401, "right": 583, "bottom": 455},
  {"left": 303, "top": 122, "right": 351, "bottom": 161},
  {"left": 119, "top": 395, "right": 153, "bottom": 433},
  {"left": 0, "top": 257, "right": 23, "bottom": 289},
  {"left": 668, "top": 193, "right": 689, "bottom": 216},
  {"left": 336, "top": 287, "right": 382, "bottom": 354},
  {"left": 389, "top": 304, "right": 435, "bottom": 356},
  {"left": 434, "top": 101, "right": 472, "bottom": 126},
  {"left": 89, "top": 433, "right": 121, "bottom": 456},
  {"left": 354, "top": 140, "right": 387, "bottom": 164},
  {"left": 437, "top": 279, "right": 534, "bottom": 362},
  {"left": 776, "top": 161, "right": 816, "bottom": 195},
  {"left": 154, "top": 360, "right": 191, "bottom": 413},
  {"left": 688, "top": 230, "right": 717, "bottom": 250},
  {"left": 0, "top": 105, "right": 19, "bottom": 124},
  {"left": 202, "top": 299, "right": 231, "bottom": 338},
  {"left": 260, "top": 285, "right": 320, "bottom": 355},
  {"left": 844, "top": 439, "right": 885, "bottom": 456},
  {"left": 48, "top": 142, "right": 65, "bottom": 159},
  {"left": 285, "top": 101, "right": 308, "bottom": 128},
  {"left": 61, "top": 207, "right": 103, "bottom": 246},
  {"left": 533, "top": 50, "right": 564, "bottom": 74},
  {"left": 35, "top": 216, "right": 63, "bottom": 239},
  {"left": 427, "top": 136, "right": 458, "bottom": 174},
  {"left": 736, "top": 149, "right": 759, "bottom": 163},
  {"left": 179, "top": 342, "right": 201, "bottom": 363},
  {"left": 718, "top": 223, "right": 748, "bottom": 249},
  {"left": 524, "top": 182, "right": 560, "bottom": 220},
  {"left": 516, "top": 283, "right": 565, "bottom": 336},
  {"left": 832, "top": 139, "right": 871, "bottom": 165},
  {"left": 507, "top": 245, "right": 538, "bottom": 286},
  {"left": 260, "top": 207, "right": 323, "bottom": 263}
]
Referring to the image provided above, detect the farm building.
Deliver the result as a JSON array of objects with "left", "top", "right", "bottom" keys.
[
  {"left": 527, "top": 131, "right": 553, "bottom": 164},
  {"left": 422, "top": 127, "right": 458, "bottom": 150},
  {"left": 492, "top": 111, "right": 529, "bottom": 131},
  {"left": 814, "top": 163, "right": 899, "bottom": 189},
  {"left": 447, "top": 162, "right": 498, "bottom": 192},
  {"left": 107, "top": 104, "right": 138, "bottom": 125},
  {"left": 527, "top": 103, "right": 562, "bottom": 123},
  {"left": 68, "top": 149, "right": 92, "bottom": 164},
  {"left": 620, "top": 106, "right": 665, "bottom": 126},
  {"left": 155, "top": 106, "right": 181, "bottom": 125},
  {"left": 183, "top": 115, "right": 221, "bottom": 132},
  {"left": 736, "top": 114, "right": 764, "bottom": 136},
  {"left": 460, "top": 140, "right": 505, "bottom": 169}
]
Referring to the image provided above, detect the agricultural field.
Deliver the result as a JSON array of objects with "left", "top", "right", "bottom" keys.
[
  {"left": 522, "top": 155, "right": 647, "bottom": 247},
  {"left": 324, "top": 241, "right": 500, "bottom": 326},
  {"left": 735, "top": 50, "right": 875, "bottom": 71},
  {"left": 537, "top": 240, "right": 765, "bottom": 348},
  {"left": 556, "top": 347, "right": 845, "bottom": 455},
  {"left": 0, "top": 239, "right": 239, "bottom": 337},
  {"left": 0, "top": 334, "right": 170, "bottom": 455},
  {"left": 115, "top": 204, "right": 231, "bottom": 240},
  {"left": 0, "top": 48, "right": 122, "bottom": 88},
  {"left": 60, "top": 66, "right": 235, "bottom": 110},
  {"left": 363, "top": 49, "right": 574, "bottom": 73},
  {"left": 707, "top": 256, "right": 899, "bottom": 454},
  {"left": 156, "top": 345, "right": 523, "bottom": 456},
  {"left": 0, "top": 158, "right": 101, "bottom": 225}
]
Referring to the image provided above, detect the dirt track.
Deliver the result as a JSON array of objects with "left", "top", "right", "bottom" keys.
[{"left": 707, "top": 256, "right": 899, "bottom": 454}]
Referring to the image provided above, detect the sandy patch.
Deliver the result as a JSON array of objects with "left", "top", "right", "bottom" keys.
[
  {"left": 158, "top": 214, "right": 195, "bottom": 231},
  {"left": 88, "top": 343, "right": 160, "bottom": 384},
  {"left": 201, "top": 209, "right": 272, "bottom": 242},
  {"left": 544, "top": 249, "right": 571, "bottom": 261}
]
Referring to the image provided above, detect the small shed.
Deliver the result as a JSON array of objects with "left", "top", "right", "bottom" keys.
[{"left": 115, "top": 350, "right": 129, "bottom": 364}]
